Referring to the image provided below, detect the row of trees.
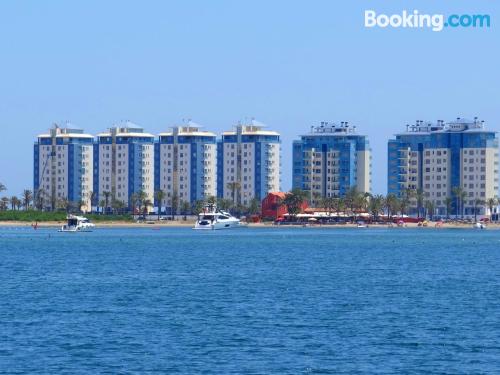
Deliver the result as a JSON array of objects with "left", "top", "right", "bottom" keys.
[
  {"left": 1, "top": 180, "right": 497, "bottom": 221},
  {"left": 0, "top": 181, "right": 262, "bottom": 219},
  {"left": 280, "top": 187, "right": 499, "bottom": 222}
]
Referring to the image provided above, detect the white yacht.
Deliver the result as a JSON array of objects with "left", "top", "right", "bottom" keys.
[
  {"left": 194, "top": 204, "right": 241, "bottom": 230},
  {"left": 59, "top": 215, "right": 95, "bottom": 232},
  {"left": 473, "top": 222, "right": 487, "bottom": 229}
]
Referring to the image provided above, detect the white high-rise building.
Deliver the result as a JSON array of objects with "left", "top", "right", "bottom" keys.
[
  {"left": 217, "top": 120, "right": 281, "bottom": 206},
  {"left": 34, "top": 124, "right": 94, "bottom": 211},
  {"left": 94, "top": 123, "right": 155, "bottom": 212},
  {"left": 155, "top": 122, "right": 217, "bottom": 213}
]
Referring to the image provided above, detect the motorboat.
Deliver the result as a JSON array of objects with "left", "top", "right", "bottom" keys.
[
  {"left": 473, "top": 222, "right": 486, "bottom": 229},
  {"left": 356, "top": 221, "right": 368, "bottom": 228},
  {"left": 59, "top": 215, "right": 95, "bottom": 232},
  {"left": 194, "top": 204, "right": 241, "bottom": 230}
]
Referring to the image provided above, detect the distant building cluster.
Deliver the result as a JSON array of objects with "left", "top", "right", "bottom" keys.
[
  {"left": 33, "top": 117, "right": 499, "bottom": 216},
  {"left": 33, "top": 120, "right": 281, "bottom": 213}
]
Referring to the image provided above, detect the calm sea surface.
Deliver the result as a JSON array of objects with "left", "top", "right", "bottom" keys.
[{"left": 0, "top": 227, "right": 499, "bottom": 374}]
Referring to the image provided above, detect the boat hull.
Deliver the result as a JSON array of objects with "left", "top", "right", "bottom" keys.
[{"left": 194, "top": 220, "right": 241, "bottom": 230}]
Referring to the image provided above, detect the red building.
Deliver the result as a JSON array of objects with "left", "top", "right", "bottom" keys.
[{"left": 261, "top": 192, "right": 308, "bottom": 220}]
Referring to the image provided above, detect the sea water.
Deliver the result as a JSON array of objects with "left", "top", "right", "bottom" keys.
[{"left": 0, "top": 227, "right": 499, "bottom": 373}]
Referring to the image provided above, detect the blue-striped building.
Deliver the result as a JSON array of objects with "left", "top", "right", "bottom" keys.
[
  {"left": 217, "top": 120, "right": 281, "bottom": 206},
  {"left": 388, "top": 117, "right": 499, "bottom": 216},
  {"left": 95, "top": 123, "right": 155, "bottom": 211},
  {"left": 34, "top": 124, "right": 94, "bottom": 211},
  {"left": 292, "top": 122, "right": 371, "bottom": 204},
  {"left": 155, "top": 122, "right": 217, "bottom": 213}
]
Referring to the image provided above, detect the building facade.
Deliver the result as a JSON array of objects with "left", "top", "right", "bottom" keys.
[
  {"left": 388, "top": 117, "right": 499, "bottom": 216},
  {"left": 34, "top": 124, "right": 94, "bottom": 211},
  {"left": 155, "top": 122, "right": 217, "bottom": 213},
  {"left": 292, "top": 122, "right": 371, "bottom": 203},
  {"left": 217, "top": 120, "right": 281, "bottom": 206},
  {"left": 94, "top": 123, "right": 155, "bottom": 211}
]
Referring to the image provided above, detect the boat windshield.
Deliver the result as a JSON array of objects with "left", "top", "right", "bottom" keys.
[
  {"left": 200, "top": 215, "right": 215, "bottom": 220},
  {"left": 68, "top": 219, "right": 78, "bottom": 226}
]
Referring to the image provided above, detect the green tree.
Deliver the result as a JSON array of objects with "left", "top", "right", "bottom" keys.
[
  {"left": 34, "top": 188, "right": 45, "bottom": 210},
  {"left": 180, "top": 200, "right": 191, "bottom": 220},
  {"left": 155, "top": 190, "right": 166, "bottom": 220},
  {"left": 486, "top": 197, "right": 498, "bottom": 221},
  {"left": 89, "top": 191, "right": 97, "bottom": 211},
  {"left": 170, "top": 192, "right": 179, "bottom": 219},
  {"left": 444, "top": 197, "right": 453, "bottom": 219},
  {"left": 22, "top": 189, "right": 33, "bottom": 210},
  {"left": 415, "top": 189, "right": 425, "bottom": 217},
  {"left": 369, "top": 194, "right": 384, "bottom": 221},
  {"left": 452, "top": 186, "right": 467, "bottom": 219},
  {"left": 217, "top": 198, "right": 232, "bottom": 212},
  {"left": 384, "top": 194, "right": 400, "bottom": 220},
  {"left": 0, "top": 183, "right": 6, "bottom": 194},
  {"left": 227, "top": 181, "right": 241, "bottom": 207},
  {"left": 57, "top": 197, "right": 70, "bottom": 213},
  {"left": 281, "top": 188, "right": 308, "bottom": 218},
  {"left": 424, "top": 200, "right": 435, "bottom": 220},
  {"left": 0, "top": 197, "right": 8, "bottom": 210},
  {"left": 103, "top": 191, "right": 111, "bottom": 214},
  {"left": 192, "top": 200, "right": 205, "bottom": 216},
  {"left": 247, "top": 198, "right": 261, "bottom": 216},
  {"left": 473, "top": 198, "right": 485, "bottom": 222}
]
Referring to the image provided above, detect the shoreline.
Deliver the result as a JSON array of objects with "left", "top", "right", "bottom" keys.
[{"left": 0, "top": 221, "right": 498, "bottom": 230}]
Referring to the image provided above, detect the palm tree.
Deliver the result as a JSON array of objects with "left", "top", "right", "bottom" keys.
[
  {"left": 344, "top": 187, "right": 358, "bottom": 219},
  {"left": 89, "top": 191, "right": 97, "bottom": 212},
  {"left": 10, "top": 196, "right": 21, "bottom": 210},
  {"left": 217, "top": 198, "right": 232, "bottom": 212},
  {"left": 0, "top": 183, "right": 6, "bottom": 194},
  {"left": 207, "top": 195, "right": 217, "bottom": 205},
  {"left": 112, "top": 198, "right": 125, "bottom": 214},
  {"left": 227, "top": 181, "right": 241, "bottom": 207},
  {"left": 452, "top": 186, "right": 467, "bottom": 219},
  {"left": 384, "top": 194, "right": 399, "bottom": 221},
  {"left": 473, "top": 198, "right": 485, "bottom": 222},
  {"left": 486, "top": 197, "right": 498, "bottom": 221},
  {"left": 369, "top": 194, "right": 384, "bottom": 221},
  {"left": 415, "top": 189, "right": 424, "bottom": 218},
  {"left": 180, "top": 200, "right": 191, "bottom": 220},
  {"left": 281, "top": 188, "right": 308, "bottom": 219},
  {"left": 192, "top": 200, "right": 205, "bottom": 216},
  {"left": 99, "top": 199, "right": 106, "bottom": 214},
  {"left": 444, "top": 197, "right": 453, "bottom": 219},
  {"left": 57, "top": 197, "right": 70, "bottom": 213},
  {"left": 424, "top": 200, "right": 435, "bottom": 220},
  {"left": 22, "top": 189, "right": 33, "bottom": 210},
  {"left": 335, "top": 197, "right": 346, "bottom": 220},
  {"left": 103, "top": 191, "right": 111, "bottom": 214},
  {"left": 170, "top": 193, "right": 179, "bottom": 219},
  {"left": 34, "top": 188, "right": 45, "bottom": 210},
  {"left": 0, "top": 197, "right": 8, "bottom": 211},
  {"left": 247, "top": 198, "right": 261, "bottom": 217},
  {"left": 155, "top": 190, "right": 166, "bottom": 220}
]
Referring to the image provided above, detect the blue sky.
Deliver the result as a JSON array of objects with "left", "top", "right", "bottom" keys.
[{"left": 0, "top": 0, "right": 499, "bottom": 195}]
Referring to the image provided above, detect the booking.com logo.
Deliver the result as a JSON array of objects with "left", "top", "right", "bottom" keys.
[{"left": 365, "top": 10, "right": 491, "bottom": 31}]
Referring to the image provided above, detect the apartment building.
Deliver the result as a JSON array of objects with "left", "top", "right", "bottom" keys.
[
  {"left": 33, "top": 124, "right": 94, "bottom": 211},
  {"left": 155, "top": 122, "right": 217, "bottom": 213},
  {"left": 388, "top": 117, "right": 499, "bottom": 216},
  {"left": 94, "top": 123, "right": 154, "bottom": 211},
  {"left": 292, "top": 121, "right": 371, "bottom": 203},
  {"left": 217, "top": 120, "right": 280, "bottom": 206}
]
